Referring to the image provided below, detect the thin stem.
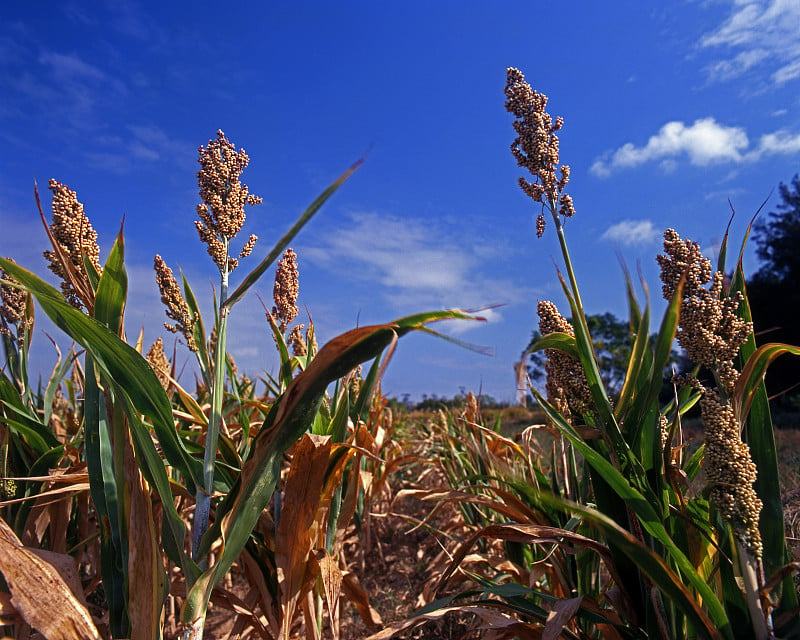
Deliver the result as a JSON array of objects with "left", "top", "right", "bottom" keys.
[
  {"left": 551, "top": 207, "right": 585, "bottom": 316},
  {"left": 191, "top": 260, "right": 230, "bottom": 564}
]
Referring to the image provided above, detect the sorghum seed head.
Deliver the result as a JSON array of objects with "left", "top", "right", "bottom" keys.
[
  {"left": 43, "top": 179, "right": 102, "bottom": 308},
  {"left": 273, "top": 248, "right": 299, "bottom": 333},
  {"left": 657, "top": 229, "right": 752, "bottom": 394},
  {"left": 154, "top": 255, "right": 198, "bottom": 351},
  {"left": 289, "top": 323, "right": 307, "bottom": 356},
  {"left": 505, "top": 68, "right": 574, "bottom": 236},
  {"left": 195, "top": 130, "right": 262, "bottom": 273},
  {"left": 146, "top": 337, "right": 171, "bottom": 390},
  {"left": 0, "top": 260, "right": 29, "bottom": 337},
  {"left": 537, "top": 300, "right": 592, "bottom": 418},
  {"left": 701, "top": 389, "right": 762, "bottom": 557}
]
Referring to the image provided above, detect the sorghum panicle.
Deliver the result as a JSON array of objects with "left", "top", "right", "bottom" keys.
[
  {"left": 146, "top": 337, "right": 172, "bottom": 390},
  {"left": 272, "top": 248, "right": 299, "bottom": 334},
  {"left": 701, "top": 389, "right": 763, "bottom": 557},
  {"left": 154, "top": 255, "right": 198, "bottom": 351},
  {"left": 505, "top": 68, "right": 574, "bottom": 237},
  {"left": 194, "top": 130, "right": 262, "bottom": 272},
  {"left": 657, "top": 229, "right": 752, "bottom": 394},
  {"left": 0, "top": 260, "right": 28, "bottom": 338},
  {"left": 537, "top": 300, "right": 592, "bottom": 418},
  {"left": 43, "top": 179, "right": 102, "bottom": 308},
  {"left": 289, "top": 323, "right": 307, "bottom": 356},
  {"left": 657, "top": 228, "right": 761, "bottom": 557}
]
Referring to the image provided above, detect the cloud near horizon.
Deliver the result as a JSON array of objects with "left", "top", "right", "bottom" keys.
[{"left": 591, "top": 118, "right": 800, "bottom": 177}]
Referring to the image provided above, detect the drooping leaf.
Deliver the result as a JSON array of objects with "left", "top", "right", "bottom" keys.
[
  {"left": 183, "top": 309, "right": 475, "bottom": 629},
  {"left": 275, "top": 433, "right": 331, "bottom": 638}
]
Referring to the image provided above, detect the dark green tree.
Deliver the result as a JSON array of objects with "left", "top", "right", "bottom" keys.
[{"left": 748, "top": 174, "right": 800, "bottom": 404}]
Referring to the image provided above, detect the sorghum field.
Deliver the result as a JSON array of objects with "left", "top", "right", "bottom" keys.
[{"left": 0, "top": 69, "right": 798, "bottom": 640}]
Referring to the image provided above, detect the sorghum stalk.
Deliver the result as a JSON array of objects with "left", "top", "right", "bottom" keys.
[
  {"left": 505, "top": 67, "right": 622, "bottom": 451},
  {"left": 192, "top": 262, "right": 229, "bottom": 564},
  {"left": 189, "top": 131, "right": 261, "bottom": 564},
  {"left": 155, "top": 131, "right": 261, "bottom": 574},
  {"left": 658, "top": 229, "right": 768, "bottom": 638}
]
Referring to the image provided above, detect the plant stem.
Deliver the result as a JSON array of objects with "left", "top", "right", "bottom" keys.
[
  {"left": 192, "top": 266, "right": 229, "bottom": 564},
  {"left": 739, "top": 545, "right": 770, "bottom": 640},
  {"left": 551, "top": 208, "right": 585, "bottom": 316}
]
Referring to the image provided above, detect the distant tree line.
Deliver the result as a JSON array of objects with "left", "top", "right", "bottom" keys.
[
  {"left": 747, "top": 173, "right": 800, "bottom": 407},
  {"left": 387, "top": 390, "right": 511, "bottom": 413}
]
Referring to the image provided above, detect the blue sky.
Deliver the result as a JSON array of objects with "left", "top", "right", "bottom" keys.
[{"left": 1, "top": 1, "right": 799, "bottom": 402}]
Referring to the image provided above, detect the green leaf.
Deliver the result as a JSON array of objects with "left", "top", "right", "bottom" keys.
[
  {"left": 533, "top": 492, "right": 729, "bottom": 640},
  {"left": 0, "top": 371, "right": 58, "bottom": 452},
  {"left": 0, "top": 258, "right": 203, "bottom": 492},
  {"left": 528, "top": 331, "right": 579, "bottom": 360},
  {"left": 734, "top": 342, "right": 800, "bottom": 423},
  {"left": 732, "top": 267, "right": 799, "bottom": 620},
  {"left": 83, "top": 357, "right": 129, "bottom": 637},
  {"left": 534, "top": 388, "right": 731, "bottom": 634},
  {"left": 181, "top": 274, "right": 211, "bottom": 383},
  {"left": 94, "top": 223, "right": 127, "bottom": 334}
]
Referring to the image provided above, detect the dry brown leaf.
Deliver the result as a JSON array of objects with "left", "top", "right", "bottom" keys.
[
  {"left": 341, "top": 571, "right": 382, "bottom": 628},
  {"left": 364, "top": 604, "right": 537, "bottom": 640},
  {"left": 543, "top": 596, "right": 583, "bottom": 640},
  {"left": 0, "top": 516, "right": 100, "bottom": 640},
  {"left": 316, "top": 550, "right": 342, "bottom": 632},
  {"left": 124, "top": 428, "right": 164, "bottom": 640},
  {"left": 275, "top": 434, "right": 331, "bottom": 639}
]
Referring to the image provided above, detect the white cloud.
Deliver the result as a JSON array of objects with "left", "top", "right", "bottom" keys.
[
  {"left": 601, "top": 220, "right": 661, "bottom": 246},
  {"left": 591, "top": 118, "right": 750, "bottom": 176},
  {"left": 303, "top": 212, "right": 523, "bottom": 324},
  {"left": 704, "top": 48, "right": 770, "bottom": 82},
  {"left": 754, "top": 130, "right": 800, "bottom": 156},
  {"left": 700, "top": 1, "right": 800, "bottom": 86}
]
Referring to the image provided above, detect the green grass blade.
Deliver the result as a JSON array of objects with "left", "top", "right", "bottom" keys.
[{"left": 615, "top": 302, "right": 651, "bottom": 421}]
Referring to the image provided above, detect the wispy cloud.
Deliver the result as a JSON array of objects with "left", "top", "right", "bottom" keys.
[
  {"left": 700, "top": 0, "right": 800, "bottom": 86},
  {"left": 591, "top": 117, "right": 800, "bottom": 177},
  {"left": 303, "top": 212, "right": 522, "bottom": 323},
  {"left": 756, "top": 130, "right": 800, "bottom": 156},
  {"left": 601, "top": 220, "right": 661, "bottom": 246}
]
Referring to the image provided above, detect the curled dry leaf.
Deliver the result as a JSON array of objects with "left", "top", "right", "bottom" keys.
[{"left": 0, "top": 516, "right": 100, "bottom": 640}]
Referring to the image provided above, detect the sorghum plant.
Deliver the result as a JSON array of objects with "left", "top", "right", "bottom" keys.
[
  {"left": 0, "top": 128, "right": 480, "bottom": 640},
  {"left": 380, "top": 68, "right": 800, "bottom": 640},
  {"left": 506, "top": 69, "right": 800, "bottom": 640}
]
